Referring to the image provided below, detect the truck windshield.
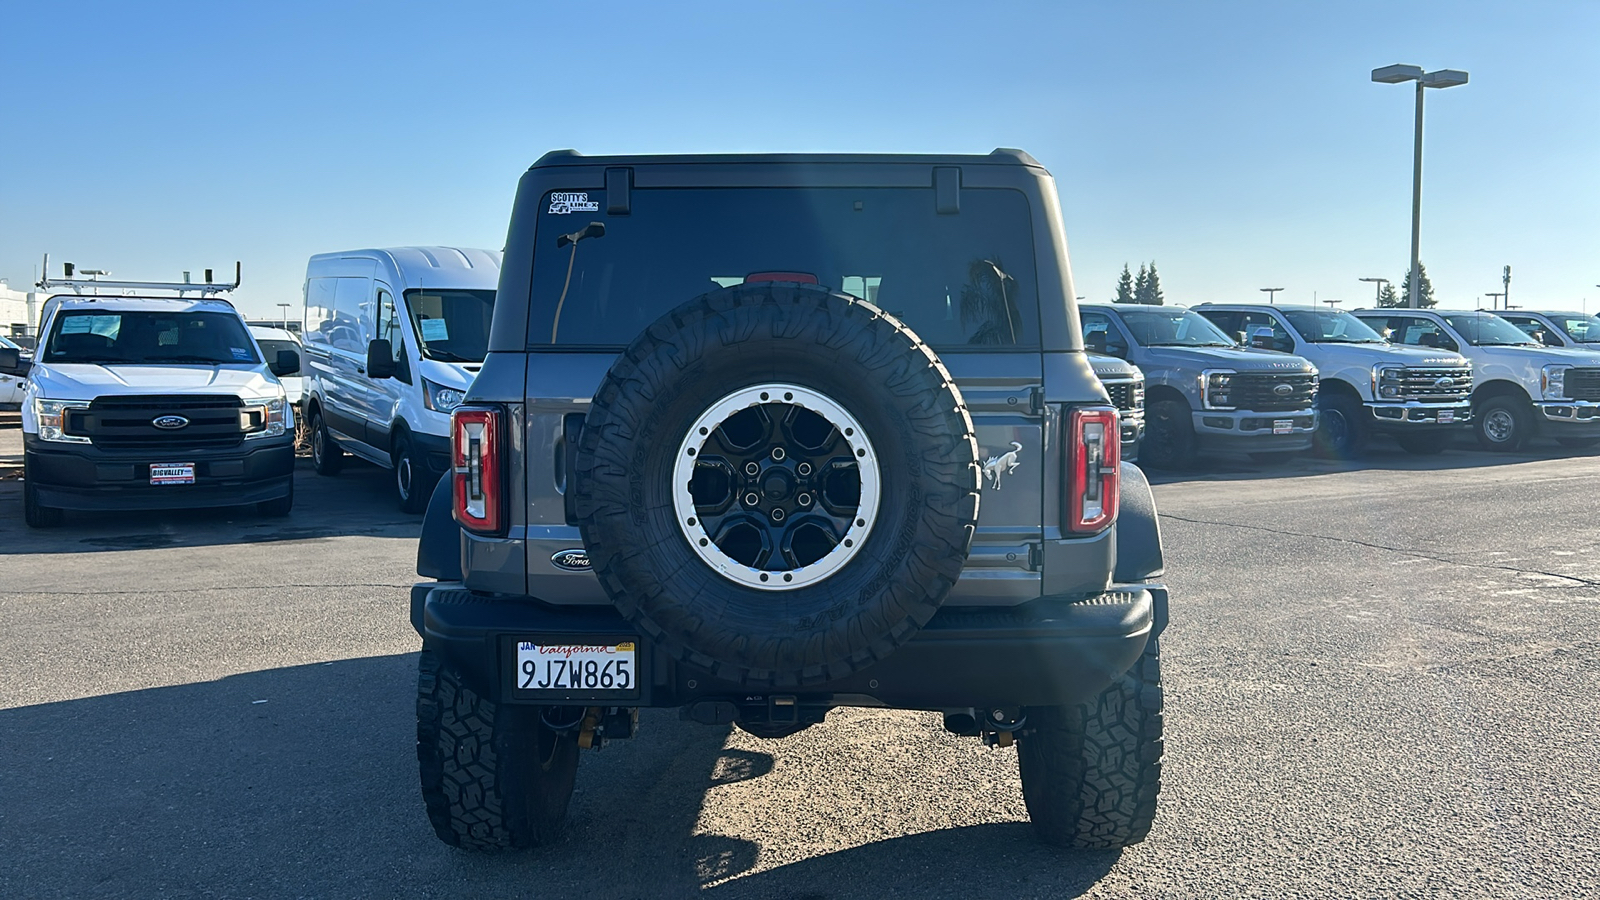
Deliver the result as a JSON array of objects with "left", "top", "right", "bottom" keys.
[
  {"left": 1548, "top": 314, "right": 1600, "bottom": 343},
  {"left": 1282, "top": 309, "right": 1386, "bottom": 343},
  {"left": 406, "top": 289, "right": 495, "bottom": 363},
  {"left": 1440, "top": 313, "right": 1539, "bottom": 347},
  {"left": 530, "top": 186, "right": 1039, "bottom": 348},
  {"left": 1117, "top": 308, "right": 1236, "bottom": 347},
  {"left": 42, "top": 311, "right": 261, "bottom": 365}
]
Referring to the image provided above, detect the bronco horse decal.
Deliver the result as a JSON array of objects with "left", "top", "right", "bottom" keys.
[{"left": 983, "top": 441, "right": 1023, "bottom": 490}]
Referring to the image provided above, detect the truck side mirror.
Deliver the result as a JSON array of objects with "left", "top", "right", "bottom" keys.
[
  {"left": 0, "top": 347, "right": 29, "bottom": 377},
  {"left": 1084, "top": 329, "right": 1108, "bottom": 354},
  {"left": 366, "top": 339, "right": 396, "bottom": 379},
  {"left": 271, "top": 349, "right": 300, "bottom": 377}
]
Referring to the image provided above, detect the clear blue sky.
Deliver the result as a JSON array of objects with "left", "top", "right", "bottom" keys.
[{"left": 2, "top": 1, "right": 1595, "bottom": 319}]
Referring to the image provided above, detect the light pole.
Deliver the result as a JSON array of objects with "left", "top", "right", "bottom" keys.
[
  {"left": 1260, "top": 287, "right": 1284, "bottom": 304},
  {"left": 1372, "top": 64, "right": 1468, "bottom": 309},
  {"left": 277, "top": 303, "right": 292, "bottom": 329},
  {"left": 1322, "top": 298, "right": 1342, "bottom": 309},
  {"left": 1483, "top": 292, "right": 1505, "bottom": 310},
  {"left": 1358, "top": 276, "right": 1389, "bottom": 307},
  {"left": 1502, "top": 265, "right": 1511, "bottom": 308}
]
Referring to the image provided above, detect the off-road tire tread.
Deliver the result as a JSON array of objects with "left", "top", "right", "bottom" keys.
[
  {"left": 1018, "top": 638, "right": 1164, "bottom": 849},
  {"left": 416, "top": 650, "right": 577, "bottom": 851},
  {"left": 572, "top": 283, "right": 980, "bottom": 689}
]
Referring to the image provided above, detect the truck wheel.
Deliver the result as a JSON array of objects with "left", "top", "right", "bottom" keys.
[
  {"left": 257, "top": 478, "right": 295, "bottom": 517},
  {"left": 1396, "top": 432, "right": 1450, "bottom": 455},
  {"left": 310, "top": 407, "right": 344, "bottom": 475},
  {"left": 1474, "top": 395, "right": 1531, "bottom": 452},
  {"left": 393, "top": 433, "right": 430, "bottom": 514},
  {"left": 1018, "top": 638, "right": 1163, "bottom": 849},
  {"left": 573, "top": 282, "right": 981, "bottom": 690},
  {"left": 1140, "top": 399, "right": 1195, "bottom": 470},
  {"left": 416, "top": 649, "right": 579, "bottom": 851},
  {"left": 23, "top": 477, "right": 64, "bottom": 528},
  {"left": 1314, "top": 393, "right": 1367, "bottom": 457}
]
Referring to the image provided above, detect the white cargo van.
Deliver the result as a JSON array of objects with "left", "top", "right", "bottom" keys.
[{"left": 300, "top": 247, "right": 500, "bottom": 511}]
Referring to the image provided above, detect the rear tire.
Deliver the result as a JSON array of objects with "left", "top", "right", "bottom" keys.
[
  {"left": 257, "top": 478, "right": 294, "bottom": 517},
  {"left": 417, "top": 649, "right": 579, "bottom": 851},
  {"left": 1396, "top": 432, "right": 1450, "bottom": 455},
  {"left": 1313, "top": 393, "right": 1367, "bottom": 458},
  {"left": 1474, "top": 395, "right": 1532, "bottom": 452},
  {"left": 394, "top": 433, "right": 430, "bottom": 514},
  {"left": 1140, "top": 399, "right": 1196, "bottom": 471},
  {"left": 311, "top": 407, "right": 344, "bottom": 475},
  {"left": 23, "top": 476, "right": 64, "bottom": 528},
  {"left": 1018, "top": 638, "right": 1164, "bottom": 849}
]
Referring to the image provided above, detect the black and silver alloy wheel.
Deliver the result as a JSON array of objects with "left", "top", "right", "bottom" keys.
[{"left": 674, "top": 384, "right": 879, "bottom": 590}]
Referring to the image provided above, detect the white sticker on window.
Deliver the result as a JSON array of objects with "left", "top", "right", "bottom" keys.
[
  {"left": 420, "top": 318, "right": 450, "bottom": 341},
  {"left": 231, "top": 347, "right": 252, "bottom": 360},
  {"left": 548, "top": 192, "right": 600, "bottom": 214}
]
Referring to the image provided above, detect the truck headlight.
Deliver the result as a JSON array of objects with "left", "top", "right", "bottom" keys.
[
  {"left": 1373, "top": 365, "right": 1404, "bottom": 399},
  {"left": 243, "top": 397, "right": 289, "bottom": 440},
  {"left": 424, "top": 377, "right": 465, "bottom": 413},
  {"left": 1132, "top": 378, "right": 1146, "bottom": 409},
  {"left": 34, "top": 398, "right": 92, "bottom": 443},
  {"left": 1543, "top": 365, "right": 1570, "bottom": 400},
  {"left": 1201, "top": 370, "right": 1235, "bottom": 410}
]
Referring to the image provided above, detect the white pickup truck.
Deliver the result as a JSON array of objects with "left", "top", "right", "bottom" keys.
[
  {"left": 1196, "top": 304, "right": 1472, "bottom": 455},
  {"left": 1352, "top": 308, "right": 1600, "bottom": 451}
]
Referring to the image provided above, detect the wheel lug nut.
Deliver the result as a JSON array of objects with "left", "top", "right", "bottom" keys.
[
  {"left": 770, "top": 447, "right": 786, "bottom": 461},
  {"left": 744, "top": 461, "right": 760, "bottom": 476},
  {"left": 770, "top": 508, "right": 785, "bottom": 522},
  {"left": 797, "top": 462, "right": 812, "bottom": 476},
  {"left": 744, "top": 492, "right": 760, "bottom": 506},
  {"left": 797, "top": 493, "right": 812, "bottom": 507}
]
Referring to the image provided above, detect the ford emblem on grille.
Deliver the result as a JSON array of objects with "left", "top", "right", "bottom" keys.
[
  {"left": 152, "top": 415, "right": 190, "bottom": 430},
  {"left": 1434, "top": 376, "right": 1455, "bottom": 388},
  {"left": 550, "top": 549, "right": 592, "bottom": 571},
  {"left": 1272, "top": 383, "right": 1294, "bottom": 397}
]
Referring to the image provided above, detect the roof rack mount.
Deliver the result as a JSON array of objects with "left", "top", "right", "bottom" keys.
[{"left": 34, "top": 254, "right": 241, "bottom": 295}]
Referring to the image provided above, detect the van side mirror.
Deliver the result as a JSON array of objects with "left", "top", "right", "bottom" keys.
[
  {"left": 0, "top": 347, "right": 29, "bottom": 377},
  {"left": 366, "top": 339, "right": 396, "bottom": 379},
  {"left": 271, "top": 349, "right": 300, "bottom": 377}
]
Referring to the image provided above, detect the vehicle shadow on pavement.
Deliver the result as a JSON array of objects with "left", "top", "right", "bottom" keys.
[
  {"left": 1143, "top": 439, "right": 1600, "bottom": 486},
  {"left": 0, "top": 654, "right": 1123, "bottom": 899},
  {"left": 0, "top": 461, "right": 421, "bottom": 555}
]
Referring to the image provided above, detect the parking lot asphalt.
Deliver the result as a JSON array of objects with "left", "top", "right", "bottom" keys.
[{"left": 2, "top": 426, "right": 1598, "bottom": 899}]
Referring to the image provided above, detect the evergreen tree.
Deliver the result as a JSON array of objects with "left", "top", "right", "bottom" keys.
[
  {"left": 1144, "top": 261, "right": 1165, "bottom": 305},
  {"left": 1398, "top": 262, "right": 1436, "bottom": 308},
  {"left": 1114, "top": 264, "right": 1136, "bottom": 303},
  {"left": 1376, "top": 282, "right": 1401, "bottom": 308},
  {"left": 1133, "top": 264, "right": 1150, "bottom": 305}
]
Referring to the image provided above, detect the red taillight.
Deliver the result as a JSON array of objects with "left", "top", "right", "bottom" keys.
[
  {"left": 452, "top": 406, "right": 503, "bottom": 535},
  {"left": 1068, "top": 407, "right": 1120, "bottom": 534}
]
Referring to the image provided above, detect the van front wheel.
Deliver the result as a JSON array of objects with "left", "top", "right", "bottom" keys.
[
  {"left": 394, "top": 434, "right": 430, "bottom": 514},
  {"left": 311, "top": 408, "right": 344, "bottom": 476}
]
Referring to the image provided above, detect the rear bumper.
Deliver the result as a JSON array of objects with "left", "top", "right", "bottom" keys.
[
  {"left": 24, "top": 434, "right": 294, "bottom": 511},
  {"left": 413, "top": 582, "right": 1167, "bottom": 711}
]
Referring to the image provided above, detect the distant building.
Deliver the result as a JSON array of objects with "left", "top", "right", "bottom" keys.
[{"left": 0, "top": 282, "right": 38, "bottom": 337}]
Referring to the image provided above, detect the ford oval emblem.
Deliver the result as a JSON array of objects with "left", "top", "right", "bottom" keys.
[
  {"left": 1272, "top": 383, "right": 1294, "bottom": 396},
  {"left": 550, "top": 549, "right": 592, "bottom": 571},
  {"left": 1434, "top": 376, "right": 1454, "bottom": 388},
  {"left": 152, "top": 415, "right": 189, "bottom": 430}
]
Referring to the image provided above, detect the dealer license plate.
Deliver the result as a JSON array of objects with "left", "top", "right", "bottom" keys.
[
  {"left": 1272, "top": 419, "right": 1293, "bottom": 435},
  {"left": 1438, "top": 410, "right": 1455, "bottom": 423},
  {"left": 150, "top": 463, "right": 195, "bottom": 485},
  {"left": 516, "top": 642, "right": 636, "bottom": 693}
]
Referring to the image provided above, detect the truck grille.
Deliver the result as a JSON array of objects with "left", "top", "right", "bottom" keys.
[
  {"left": 65, "top": 395, "right": 250, "bottom": 450},
  {"left": 1395, "top": 366, "right": 1473, "bottom": 402},
  {"left": 1233, "top": 372, "right": 1317, "bottom": 412},
  {"left": 1102, "top": 379, "right": 1141, "bottom": 412},
  {"left": 1566, "top": 367, "right": 1600, "bottom": 401}
]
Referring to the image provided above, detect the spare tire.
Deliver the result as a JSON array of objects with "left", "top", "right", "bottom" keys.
[{"left": 572, "top": 282, "right": 981, "bottom": 689}]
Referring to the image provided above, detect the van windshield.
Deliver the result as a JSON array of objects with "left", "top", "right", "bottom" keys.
[
  {"left": 42, "top": 311, "right": 260, "bottom": 365},
  {"left": 406, "top": 289, "right": 495, "bottom": 363}
]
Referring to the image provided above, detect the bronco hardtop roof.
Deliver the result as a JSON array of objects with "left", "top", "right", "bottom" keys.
[{"left": 530, "top": 148, "right": 1043, "bottom": 169}]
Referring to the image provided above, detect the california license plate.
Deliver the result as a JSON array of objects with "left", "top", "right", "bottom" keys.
[
  {"left": 1273, "top": 419, "right": 1293, "bottom": 435},
  {"left": 150, "top": 462, "right": 195, "bottom": 485},
  {"left": 1438, "top": 410, "right": 1455, "bottom": 423},
  {"left": 516, "top": 642, "right": 636, "bottom": 693}
]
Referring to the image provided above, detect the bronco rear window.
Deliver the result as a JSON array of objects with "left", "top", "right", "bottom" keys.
[{"left": 528, "top": 187, "right": 1038, "bottom": 349}]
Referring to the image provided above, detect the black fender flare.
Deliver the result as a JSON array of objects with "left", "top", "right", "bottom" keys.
[
  {"left": 416, "top": 474, "right": 462, "bottom": 583},
  {"left": 1114, "top": 462, "right": 1164, "bottom": 584}
]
